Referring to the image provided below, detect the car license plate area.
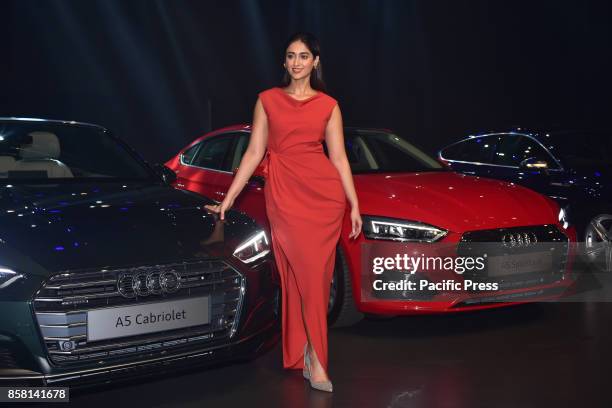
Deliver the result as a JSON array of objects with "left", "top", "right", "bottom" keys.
[
  {"left": 487, "top": 251, "right": 553, "bottom": 277},
  {"left": 87, "top": 297, "right": 210, "bottom": 342}
]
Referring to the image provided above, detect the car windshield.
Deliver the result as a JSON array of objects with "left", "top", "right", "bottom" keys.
[
  {"left": 0, "top": 121, "right": 153, "bottom": 183},
  {"left": 338, "top": 130, "right": 444, "bottom": 173}
]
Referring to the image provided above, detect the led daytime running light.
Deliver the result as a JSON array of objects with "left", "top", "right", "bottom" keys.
[{"left": 233, "top": 230, "right": 271, "bottom": 263}]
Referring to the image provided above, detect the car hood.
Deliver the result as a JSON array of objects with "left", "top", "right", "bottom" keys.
[
  {"left": 354, "top": 172, "right": 559, "bottom": 232},
  {"left": 0, "top": 183, "right": 258, "bottom": 277}
]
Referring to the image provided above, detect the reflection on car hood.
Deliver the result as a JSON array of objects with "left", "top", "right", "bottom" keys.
[
  {"left": 354, "top": 172, "right": 558, "bottom": 232},
  {"left": 0, "top": 183, "right": 258, "bottom": 276}
]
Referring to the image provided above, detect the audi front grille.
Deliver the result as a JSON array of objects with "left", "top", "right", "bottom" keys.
[
  {"left": 32, "top": 260, "right": 245, "bottom": 366},
  {"left": 457, "top": 224, "right": 570, "bottom": 291}
]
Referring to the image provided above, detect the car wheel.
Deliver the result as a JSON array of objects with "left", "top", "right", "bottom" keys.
[
  {"left": 584, "top": 214, "right": 612, "bottom": 272},
  {"left": 328, "top": 246, "right": 364, "bottom": 328}
]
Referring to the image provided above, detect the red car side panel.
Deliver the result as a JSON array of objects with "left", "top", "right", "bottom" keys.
[{"left": 168, "top": 126, "right": 577, "bottom": 315}]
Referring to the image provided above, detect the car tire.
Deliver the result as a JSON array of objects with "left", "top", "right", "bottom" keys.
[{"left": 328, "top": 246, "right": 364, "bottom": 328}]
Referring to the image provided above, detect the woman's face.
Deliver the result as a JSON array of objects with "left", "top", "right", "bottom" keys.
[{"left": 284, "top": 40, "right": 319, "bottom": 81}]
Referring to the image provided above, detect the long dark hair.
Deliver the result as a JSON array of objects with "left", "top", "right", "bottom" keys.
[{"left": 280, "top": 32, "right": 327, "bottom": 92}]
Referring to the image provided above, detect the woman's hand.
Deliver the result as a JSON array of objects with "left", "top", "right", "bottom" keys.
[
  {"left": 348, "top": 206, "right": 362, "bottom": 240},
  {"left": 204, "top": 196, "right": 234, "bottom": 221}
]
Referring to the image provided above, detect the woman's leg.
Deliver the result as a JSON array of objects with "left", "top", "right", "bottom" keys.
[
  {"left": 298, "top": 246, "right": 337, "bottom": 379},
  {"left": 272, "top": 234, "right": 308, "bottom": 369},
  {"left": 271, "top": 218, "right": 339, "bottom": 377}
]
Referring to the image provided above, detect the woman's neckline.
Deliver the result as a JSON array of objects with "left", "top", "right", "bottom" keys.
[{"left": 276, "top": 87, "right": 321, "bottom": 102}]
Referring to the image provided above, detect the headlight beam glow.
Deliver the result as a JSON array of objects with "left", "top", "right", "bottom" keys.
[{"left": 0, "top": 267, "right": 24, "bottom": 289}]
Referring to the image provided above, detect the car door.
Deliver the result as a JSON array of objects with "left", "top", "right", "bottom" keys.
[
  {"left": 489, "top": 134, "right": 562, "bottom": 195},
  {"left": 438, "top": 135, "right": 498, "bottom": 177},
  {"left": 174, "top": 133, "right": 236, "bottom": 202},
  {"left": 228, "top": 132, "right": 269, "bottom": 229}
]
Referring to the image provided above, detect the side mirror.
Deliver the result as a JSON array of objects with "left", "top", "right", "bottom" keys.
[
  {"left": 153, "top": 164, "right": 177, "bottom": 184},
  {"left": 232, "top": 166, "right": 265, "bottom": 188},
  {"left": 519, "top": 157, "right": 549, "bottom": 171},
  {"left": 249, "top": 175, "right": 265, "bottom": 188}
]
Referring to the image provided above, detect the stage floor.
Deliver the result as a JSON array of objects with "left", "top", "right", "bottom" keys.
[{"left": 71, "top": 292, "right": 612, "bottom": 408}]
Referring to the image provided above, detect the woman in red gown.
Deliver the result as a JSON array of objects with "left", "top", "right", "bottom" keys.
[{"left": 206, "top": 32, "right": 362, "bottom": 392}]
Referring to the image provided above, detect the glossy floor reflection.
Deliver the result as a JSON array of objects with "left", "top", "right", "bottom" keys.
[{"left": 71, "top": 297, "right": 612, "bottom": 408}]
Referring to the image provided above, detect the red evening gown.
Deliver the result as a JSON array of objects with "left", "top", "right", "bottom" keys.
[{"left": 258, "top": 87, "right": 346, "bottom": 372}]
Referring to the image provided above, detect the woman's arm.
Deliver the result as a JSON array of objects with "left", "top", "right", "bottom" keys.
[
  {"left": 325, "top": 105, "right": 362, "bottom": 239},
  {"left": 205, "top": 97, "right": 268, "bottom": 219}
]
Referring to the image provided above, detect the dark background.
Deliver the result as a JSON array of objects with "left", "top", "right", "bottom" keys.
[{"left": 1, "top": 0, "right": 611, "bottom": 163}]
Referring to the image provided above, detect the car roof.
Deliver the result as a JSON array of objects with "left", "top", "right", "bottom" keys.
[
  {"left": 186, "top": 124, "right": 398, "bottom": 148},
  {"left": 197, "top": 124, "right": 395, "bottom": 138},
  {"left": 462, "top": 129, "right": 611, "bottom": 152}
]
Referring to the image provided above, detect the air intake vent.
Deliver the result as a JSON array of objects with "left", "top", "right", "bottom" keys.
[
  {"left": 458, "top": 224, "right": 569, "bottom": 291},
  {"left": 0, "top": 347, "right": 19, "bottom": 369}
]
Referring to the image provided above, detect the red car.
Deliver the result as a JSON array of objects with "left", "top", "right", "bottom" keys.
[{"left": 166, "top": 125, "right": 576, "bottom": 327}]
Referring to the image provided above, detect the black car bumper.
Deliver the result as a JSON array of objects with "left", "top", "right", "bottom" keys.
[
  {"left": 0, "top": 320, "right": 278, "bottom": 388},
  {"left": 0, "top": 257, "right": 280, "bottom": 388}
]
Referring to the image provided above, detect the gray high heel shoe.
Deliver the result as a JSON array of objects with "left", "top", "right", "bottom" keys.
[{"left": 303, "top": 344, "right": 333, "bottom": 393}]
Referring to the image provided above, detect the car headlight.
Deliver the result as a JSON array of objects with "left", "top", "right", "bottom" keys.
[
  {"left": 558, "top": 206, "right": 570, "bottom": 229},
  {"left": 233, "top": 230, "right": 271, "bottom": 263},
  {"left": 0, "top": 267, "right": 24, "bottom": 289},
  {"left": 363, "top": 216, "right": 447, "bottom": 243}
]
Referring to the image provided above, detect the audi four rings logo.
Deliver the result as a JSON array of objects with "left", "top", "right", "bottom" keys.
[
  {"left": 501, "top": 232, "right": 538, "bottom": 248},
  {"left": 117, "top": 270, "right": 182, "bottom": 298}
]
